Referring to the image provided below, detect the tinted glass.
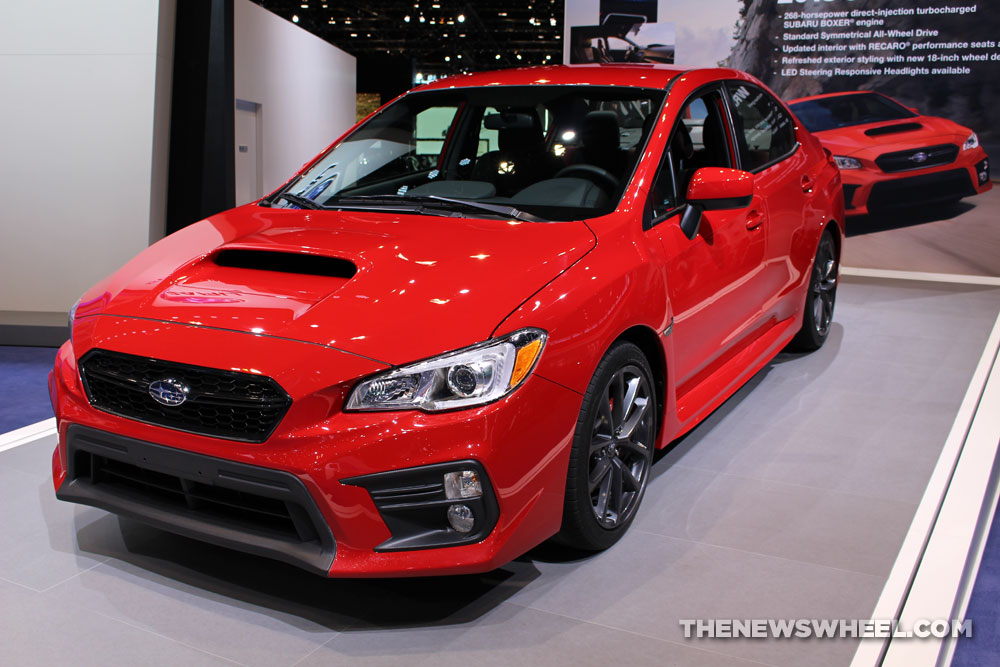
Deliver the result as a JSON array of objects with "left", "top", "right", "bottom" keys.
[
  {"left": 649, "top": 90, "right": 732, "bottom": 220},
  {"left": 789, "top": 93, "right": 917, "bottom": 133},
  {"left": 727, "top": 83, "right": 796, "bottom": 170},
  {"left": 274, "top": 86, "right": 665, "bottom": 222}
]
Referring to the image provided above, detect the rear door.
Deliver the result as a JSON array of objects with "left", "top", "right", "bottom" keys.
[{"left": 725, "top": 81, "right": 814, "bottom": 323}]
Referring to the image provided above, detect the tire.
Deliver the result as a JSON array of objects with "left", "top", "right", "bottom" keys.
[
  {"left": 556, "top": 341, "right": 657, "bottom": 551},
  {"left": 789, "top": 230, "right": 839, "bottom": 352}
]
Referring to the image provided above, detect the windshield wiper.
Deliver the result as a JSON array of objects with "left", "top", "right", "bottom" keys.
[
  {"left": 335, "top": 194, "right": 542, "bottom": 222},
  {"left": 269, "top": 193, "right": 324, "bottom": 210}
]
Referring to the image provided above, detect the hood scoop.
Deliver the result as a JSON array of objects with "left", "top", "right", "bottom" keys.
[
  {"left": 864, "top": 122, "right": 923, "bottom": 137},
  {"left": 214, "top": 248, "right": 357, "bottom": 279}
]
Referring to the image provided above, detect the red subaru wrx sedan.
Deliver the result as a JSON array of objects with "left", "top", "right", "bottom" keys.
[
  {"left": 51, "top": 65, "right": 844, "bottom": 577},
  {"left": 788, "top": 90, "right": 991, "bottom": 217}
]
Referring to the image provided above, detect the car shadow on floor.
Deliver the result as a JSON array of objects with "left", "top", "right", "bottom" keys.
[
  {"left": 649, "top": 323, "right": 843, "bottom": 474},
  {"left": 845, "top": 200, "right": 974, "bottom": 237},
  {"left": 71, "top": 512, "right": 540, "bottom": 632}
]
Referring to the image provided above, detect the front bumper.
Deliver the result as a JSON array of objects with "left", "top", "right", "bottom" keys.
[
  {"left": 51, "top": 316, "right": 582, "bottom": 577},
  {"left": 840, "top": 148, "right": 991, "bottom": 216}
]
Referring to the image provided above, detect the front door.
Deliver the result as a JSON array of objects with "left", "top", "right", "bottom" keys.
[{"left": 645, "top": 87, "right": 768, "bottom": 391}]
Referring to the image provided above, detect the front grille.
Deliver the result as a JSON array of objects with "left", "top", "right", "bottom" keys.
[
  {"left": 79, "top": 349, "right": 291, "bottom": 443},
  {"left": 875, "top": 144, "right": 959, "bottom": 173},
  {"left": 867, "top": 169, "right": 977, "bottom": 212}
]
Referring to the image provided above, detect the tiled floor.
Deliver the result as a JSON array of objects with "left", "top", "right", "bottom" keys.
[{"left": 2, "top": 277, "right": 999, "bottom": 667}]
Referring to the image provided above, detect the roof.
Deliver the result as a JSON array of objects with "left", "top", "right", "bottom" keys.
[{"left": 413, "top": 63, "right": 690, "bottom": 92}]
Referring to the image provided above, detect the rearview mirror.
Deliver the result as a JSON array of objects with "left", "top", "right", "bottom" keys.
[{"left": 680, "top": 168, "right": 755, "bottom": 239}]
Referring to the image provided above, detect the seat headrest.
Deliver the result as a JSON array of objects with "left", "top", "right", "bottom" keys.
[
  {"left": 672, "top": 124, "right": 694, "bottom": 160},
  {"left": 581, "top": 111, "right": 620, "bottom": 150}
]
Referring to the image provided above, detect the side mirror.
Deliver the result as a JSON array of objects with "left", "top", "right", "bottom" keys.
[{"left": 680, "top": 168, "right": 755, "bottom": 240}]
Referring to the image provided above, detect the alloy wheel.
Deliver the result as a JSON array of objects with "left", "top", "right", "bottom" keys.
[
  {"left": 811, "top": 235, "right": 838, "bottom": 337},
  {"left": 588, "top": 364, "right": 654, "bottom": 529}
]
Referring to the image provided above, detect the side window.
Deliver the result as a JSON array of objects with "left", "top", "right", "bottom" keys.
[
  {"left": 649, "top": 152, "right": 677, "bottom": 220},
  {"left": 649, "top": 89, "right": 732, "bottom": 222},
  {"left": 414, "top": 106, "right": 459, "bottom": 157},
  {"left": 726, "top": 83, "right": 796, "bottom": 170}
]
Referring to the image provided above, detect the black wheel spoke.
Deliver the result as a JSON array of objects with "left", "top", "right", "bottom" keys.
[
  {"left": 609, "top": 459, "right": 625, "bottom": 518},
  {"left": 619, "top": 437, "right": 649, "bottom": 457},
  {"left": 619, "top": 460, "right": 642, "bottom": 492},
  {"left": 589, "top": 456, "right": 612, "bottom": 492},
  {"left": 611, "top": 372, "right": 625, "bottom": 429},
  {"left": 594, "top": 469, "right": 612, "bottom": 520},
  {"left": 598, "top": 397, "right": 614, "bottom": 435},
  {"left": 620, "top": 395, "right": 648, "bottom": 438},
  {"left": 590, "top": 432, "right": 613, "bottom": 454}
]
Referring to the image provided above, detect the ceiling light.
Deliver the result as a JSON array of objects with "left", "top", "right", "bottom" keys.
[
  {"left": 404, "top": 15, "right": 410, "bottom": 22},
  {"left": 292, "top": 14, "right": 299, "bottom": 22},
  {"left": 457, "top": 14, "right": 465, "bottom": 22},
  {"left": 419, "top": 15, "right": 425, "bottom": 22},
  {"left": 444, "top": 56, "right": 451, "bottom": 61},
  {"left": 495, "top": 54, "right": 501, "bottom": 59}
]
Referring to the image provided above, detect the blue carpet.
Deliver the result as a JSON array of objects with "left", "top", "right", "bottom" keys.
[
  {"left": 952, "top": 505, "right": 1000, "bottom": 666},
  {"left": 0, "top": 346, "right": 57, "bottom": 433}
]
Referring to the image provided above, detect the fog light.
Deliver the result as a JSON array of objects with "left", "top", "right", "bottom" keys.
[
  {"left": 977, "top": 158, "right": 990, "bottom": 185},
  {"left": 444, "top": 470, "right": 483, "bottom": 499},
  {"left": 447, "top": 504, "right": 475, "bottom": 533}
]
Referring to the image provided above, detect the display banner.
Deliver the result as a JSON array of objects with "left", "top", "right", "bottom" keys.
[
  {"left": 564, "top": 0, "right": 1000, "bottom": 277},
  {"left": 728, "top": 1, "right": 1000, "bottom": 155}
]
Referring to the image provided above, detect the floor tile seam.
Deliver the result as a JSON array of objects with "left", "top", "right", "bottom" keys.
[
  {"left": 289, "top": 616, "right": 370, "bottom": 666},
  {"left": 629, "top": 529, "right": 892, "bottom": 581},
  {"left": 37, "top": 555, "right": 113, "bottom": 594},
  {"left": 84, "top": 605, "right": 253, "bottom": 666}
]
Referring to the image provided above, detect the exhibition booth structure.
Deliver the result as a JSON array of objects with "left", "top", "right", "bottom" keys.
[{"left": 1, "top": 1, "right": 1000, "bottom": 666}]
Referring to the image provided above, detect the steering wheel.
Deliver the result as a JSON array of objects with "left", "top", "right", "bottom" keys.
[{"left": 555, "top": 164, "right": 620, "bottom": 193}]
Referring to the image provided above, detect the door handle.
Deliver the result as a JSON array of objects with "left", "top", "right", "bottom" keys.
[
  {"left": 746, "top": 209, "right": 764, "bottom": 231},
  {"left": 801, "top": 174, "right": 814, "bottom": 193}
]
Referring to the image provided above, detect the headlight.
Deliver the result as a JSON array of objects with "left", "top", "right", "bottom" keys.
[
  {"left": 833, "top": 156, "right": 863, "bottom": 170},
  {"left": 346, "top": 328, "right": 547, "bottom": 412},
  {"left": 68, "top": 298, "right": 81, "bottom": 344},
  {"left": 963, "top": 133, "right": 980, "bottom": 151}
]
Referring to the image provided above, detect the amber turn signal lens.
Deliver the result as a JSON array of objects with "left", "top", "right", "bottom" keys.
[{"left": 510, "top": 338, "right": 543, "bottom": 389}]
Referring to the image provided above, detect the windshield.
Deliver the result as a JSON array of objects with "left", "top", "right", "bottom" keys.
[
  {"left": 789, "top": 93, "right": 916, "bottom": 133},
  {"left": 268, "top": 85, "right": 666, "bottom": 222}
]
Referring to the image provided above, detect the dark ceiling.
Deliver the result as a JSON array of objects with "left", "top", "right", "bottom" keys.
[{"left": 252, "top": 1, "right": 564, "bottom": 84}]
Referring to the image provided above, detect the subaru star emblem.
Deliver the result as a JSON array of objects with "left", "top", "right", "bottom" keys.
[
  {"left": 148, "top": 378, "right": 190, "bottom": 406},
  {"left": 910, "top": 151, "right": 929, "bottom": 163}
]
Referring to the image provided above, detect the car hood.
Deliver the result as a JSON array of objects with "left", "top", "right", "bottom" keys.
[
  {"left": 811, "top": 114, "right": 971, "bottom": 158},
  {"left": 78, "top": 206, "right": 596, "bottom": 365}
]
